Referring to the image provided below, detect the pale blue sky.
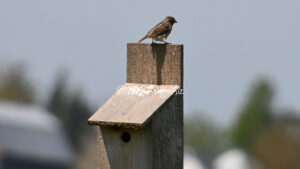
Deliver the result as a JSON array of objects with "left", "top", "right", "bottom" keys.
[{"left": 0, "top": 0, "right": 299, "bottom": 126}]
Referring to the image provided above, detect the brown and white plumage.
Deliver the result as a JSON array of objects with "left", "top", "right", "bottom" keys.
[{"left": 138, "top": 16, "right": 177, "bottom": 43}]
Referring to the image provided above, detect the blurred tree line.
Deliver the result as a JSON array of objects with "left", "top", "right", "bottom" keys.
[
  {"left": 0, "top": 64, "right": 92, "bottom": 152},
  {"left": 47, "top": 72, "right": 92, "bottom": 150},
  {"left": 0, "top": 64, "right": 34, "bottom": 103},
  {"left": 185, "top": 79, "right": 300, "bottom": 169}
]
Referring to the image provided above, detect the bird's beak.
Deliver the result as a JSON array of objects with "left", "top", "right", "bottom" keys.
[{"left": 175, "top": 20, "right": 178, "bottom": 23}]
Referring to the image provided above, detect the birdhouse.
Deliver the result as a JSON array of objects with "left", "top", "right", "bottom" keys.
[{"left": 88, "top": 43, "right": 183, "bottom": 169}]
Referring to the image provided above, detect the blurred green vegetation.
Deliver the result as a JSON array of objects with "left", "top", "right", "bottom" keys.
[
  {"left": 184, "top": 113, "right": 230, "bottom": 158},
  {"left": 184, "top": 79, "right": 300, "bottom": 169},
  {"left": 251, "top": 115, "right": 300, "bottom": 169},
  {"left": 231, "top": 79, "right": 273, "bottom": 151},
  {"left": 0, "top": 64, "right": 34, "bottom": 103}
]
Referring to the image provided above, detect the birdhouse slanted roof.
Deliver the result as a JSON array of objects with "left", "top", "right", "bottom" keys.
[{"left": 88, "top": 83, "right": 179, "bottom": 128}]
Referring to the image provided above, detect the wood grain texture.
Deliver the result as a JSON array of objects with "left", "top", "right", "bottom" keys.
[
  {"left": 127, "top": 43, "right": 184, "bottom": 169},
  {"left": 152, "top": 94, "right": 183, "bottom": 169},
  {"left": 88, "top": 83, "right": 179, "bottom": 128},
  {"left": 127, "top": 43, "right": 183, "bottom": 88},
  {"left": 101, "top": 126, "right": 153, "bottom": 169},
  {"left": 97, "top": 127, "right": 110, "bottom": 169}
]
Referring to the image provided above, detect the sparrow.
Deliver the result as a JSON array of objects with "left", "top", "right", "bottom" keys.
[{"left": 138, "top": 16, "right": 177, "bottom": 43}]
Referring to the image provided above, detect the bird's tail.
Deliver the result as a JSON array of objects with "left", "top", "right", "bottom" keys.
[{"left": 138, "top": 35, "right": 148, "bottom": 43}]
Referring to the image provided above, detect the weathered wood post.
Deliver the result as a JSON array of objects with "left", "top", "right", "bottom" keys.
[{"left": 88, "top": 43, "right": 183, "bottom": 169}]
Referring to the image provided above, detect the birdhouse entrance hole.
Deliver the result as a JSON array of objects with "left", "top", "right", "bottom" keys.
[{"left": 121, "top": 131, "right": 131, "bottom": 143}]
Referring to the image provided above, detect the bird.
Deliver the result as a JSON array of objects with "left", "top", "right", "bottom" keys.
[{"left": 138, "top": 16, "right": 177, "bottom": 44}]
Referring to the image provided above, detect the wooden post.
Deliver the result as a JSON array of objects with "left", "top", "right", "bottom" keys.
[
  {"left": 127, "top": 43, "right": 183, "bottom": 169},
  {"left": 95, "top": 43, "right": 183, "bottom": 169},
  {"left": 127, "top": 43, "right": 183, "bottom": 88}
]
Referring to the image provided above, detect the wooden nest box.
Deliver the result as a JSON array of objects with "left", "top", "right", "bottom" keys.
[{"left": 88, "top": 43, "right": 183, "bottom": 169}]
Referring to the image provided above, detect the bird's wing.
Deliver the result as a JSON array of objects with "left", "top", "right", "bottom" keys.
[{"left": 148, "top": 21, "right": 171, "bottom": 37}]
